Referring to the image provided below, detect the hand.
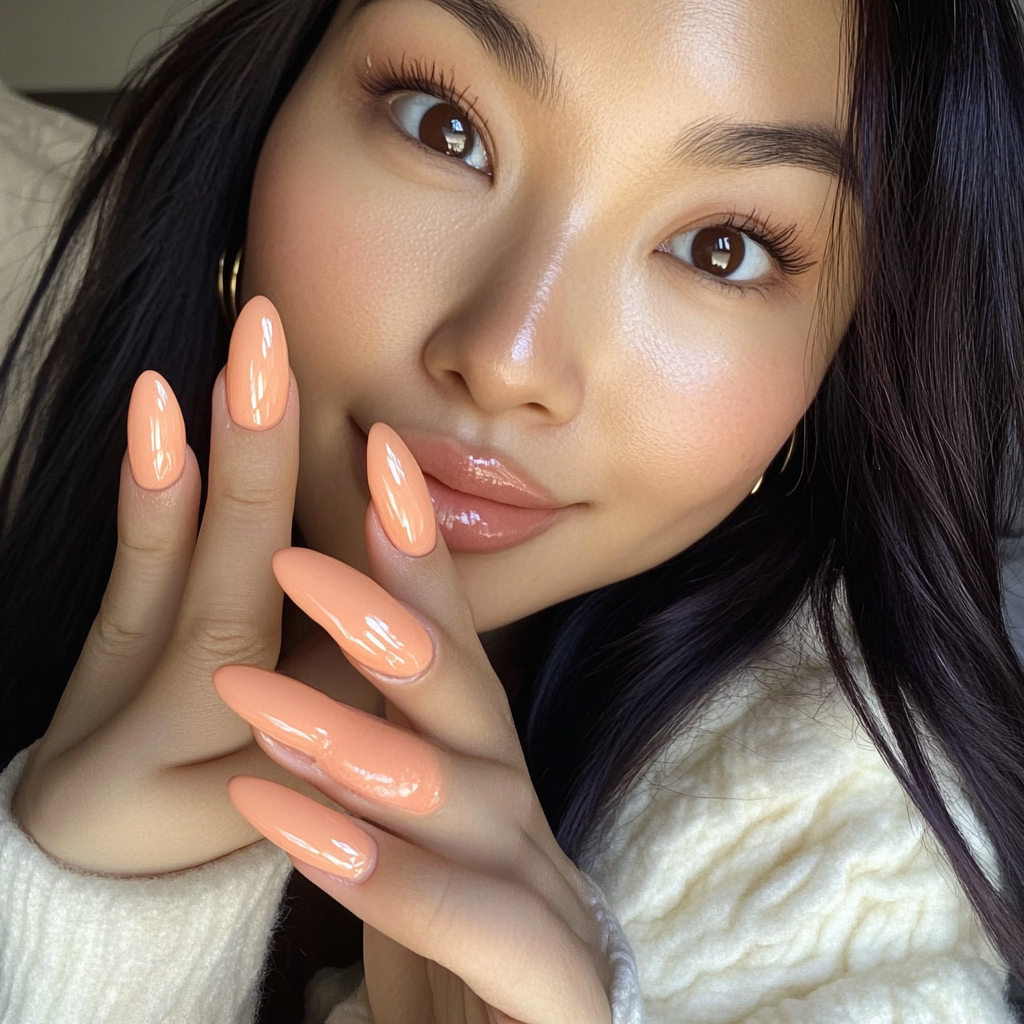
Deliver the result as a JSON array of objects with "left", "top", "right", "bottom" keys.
[
  {"left": 215, "top": 424, "right": 613, "bottom": 1024},
  {"left": 12, "top": 296, "right": 312, "bottom": 874}
]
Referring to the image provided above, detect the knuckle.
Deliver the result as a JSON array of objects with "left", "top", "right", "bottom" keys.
[
  {"left": 211, "top": 482, "right": 290, "bottom": 520},
  {"left": 116, "top": 530, "right": 179, "bottom": 562},
  {"left": 181, "top": 617, "right": 275, "bottom": 667},
  {"left": 90, "top": 604, "right": 148, "bottom": 663}
]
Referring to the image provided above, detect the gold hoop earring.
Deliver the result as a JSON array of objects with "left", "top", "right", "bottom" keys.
[
  {"left": 218, "top": 245, "right": 243, "bottom": 326},
  {"left": 750, "top": 424, "right": 800, "bottom": 496}
]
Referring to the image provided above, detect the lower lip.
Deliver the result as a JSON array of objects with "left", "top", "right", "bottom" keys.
[{"left": 424, "top": 474, "right": 569, "bottom": 553}]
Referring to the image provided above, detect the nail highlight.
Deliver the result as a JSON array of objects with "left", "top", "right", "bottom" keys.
[
  {"left": 273, "top": 548, "right": 434, "bottom": 679},
  {"left": 228, "top": 775, "right": 376, "bottom": 882},
  {"left": 214, "top": 665, "right": 443, "bottom": 813},
  {"left": 127, "top": 370, "right": 186, "bottom": 491},
  {"left": 226, "top": 295, "right": 289, "bottom": 430},
  {"left": 367, "top": 422, "right": 437, "bottom": 557}
]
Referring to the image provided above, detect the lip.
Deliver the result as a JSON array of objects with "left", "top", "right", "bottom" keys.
[
  {"left": 399, "top": 434, "right": 566, "bottom": 510},
  {"left": 351, "top": 422, "right": 576, "bottom": 554}
]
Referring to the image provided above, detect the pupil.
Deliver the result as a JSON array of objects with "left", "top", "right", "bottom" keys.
[
  {"left": 692, "top": 228, "right": 745, "bottom": 277},
  {"left": 420, "top": 102, "right": 473, "bottom": 158}
]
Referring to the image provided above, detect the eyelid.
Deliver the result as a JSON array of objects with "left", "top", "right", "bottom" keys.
[{"left": 358, "top": 55, "right": 495, "bottom": 174}]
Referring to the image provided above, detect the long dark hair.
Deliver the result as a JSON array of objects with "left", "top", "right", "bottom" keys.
[{"left": 3, "top": 0, "right": 1024, "bottom": 989}]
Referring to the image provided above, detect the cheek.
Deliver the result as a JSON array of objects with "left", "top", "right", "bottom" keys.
[
  {"left": 598, "top": 291, "right": 820, "bottom": 521},
  {"left": 246, "top": 128, "right": 422, "bottom": 382}
]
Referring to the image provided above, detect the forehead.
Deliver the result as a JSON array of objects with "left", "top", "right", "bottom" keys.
[{"left": 435, "top": 0, "right": 847, "bottom": 126}]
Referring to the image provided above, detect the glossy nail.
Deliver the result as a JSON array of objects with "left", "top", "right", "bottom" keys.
[
  {"left": 214, "top": 665, "right": 443, "bottom": 813},
  {"left": 127, "top": 370, "right": 186, "bottom": 491},
  {"left": 367, "top": 422, "right": 437, "bottom": 557},
  {"left": 228, "top": 775, "right": 376, "bottom": 882},
  {"left": 226, "top": 295, "right": 289, "bottom": 430},
  {"left": 272, "top": 548, "right": 434, "bottom": 679}
]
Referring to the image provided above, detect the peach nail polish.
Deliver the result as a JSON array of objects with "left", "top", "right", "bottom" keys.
[
  {"left": 127, "top": 370, "right": 186, "bottom": 490},
  {"left": 226, "top": 295, "right": 289, "bottom": 430},
  {"left": 228, "top": 776, "right": 376, "bottom": 882},
  {"left": 272, "top": 548, "right": 434, "bottom": 679},
  {"left": 214, "top": 665, "right": 443, "bottom": 813},
  {"left": 367, "top": 422, "right": 437, "bottom": 557}
]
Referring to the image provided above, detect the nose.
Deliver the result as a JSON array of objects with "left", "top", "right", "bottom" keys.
[{"left": 422, "top": 216, "right": 588, "bottom": 425}]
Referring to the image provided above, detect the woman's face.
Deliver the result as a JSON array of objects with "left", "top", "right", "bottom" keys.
[{"left": 244, "top": 0, "right": 853, "bottom": 632}]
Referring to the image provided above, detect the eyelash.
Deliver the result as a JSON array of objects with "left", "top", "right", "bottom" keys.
[
  {"left": 693, "top": 212, "right": 815, "bottom": 294},
  {"left": 358, "top": 54, "right": 490, "bottom": 154},
  {"left": 357, "top": 58, "right": 815, "bottom": 293}
]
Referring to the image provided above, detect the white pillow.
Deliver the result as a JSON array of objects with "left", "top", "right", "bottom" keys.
[{"left": 0, "top": 79, "right": 95, "bottom": 354}]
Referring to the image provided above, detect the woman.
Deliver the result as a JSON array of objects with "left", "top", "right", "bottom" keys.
[{"left": 1, "top": 0, "right": 1023, "bottom": 1020}]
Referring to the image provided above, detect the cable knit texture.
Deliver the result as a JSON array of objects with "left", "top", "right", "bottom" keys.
[
  {"left": 575, "top": 607, "right": 1013, "bottom": 1024},
  {"left": 0, "top": 748, "right": 293, "bottom": 1023}
]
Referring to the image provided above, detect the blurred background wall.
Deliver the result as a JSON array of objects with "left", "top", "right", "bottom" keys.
[{"left": 0, "top": 0, "right": 217, "bottom": 119}]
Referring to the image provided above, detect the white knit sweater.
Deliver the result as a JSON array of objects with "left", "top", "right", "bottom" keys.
[{"left": 0, "top": 605, "right": 1015, "bottom": 1024}]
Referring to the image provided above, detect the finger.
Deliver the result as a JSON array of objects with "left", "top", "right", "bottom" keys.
[
  {"left": 363, "top": 423, "right": 518, "bottom": 756},
  {"left": 329, "top": 842, "right": 608, "bottom": 1024},
  {"left": 214, "top": 665, "right": 586, "bottom": 931},
  {"left": 131, "top": 297, "right": 299, "bottom": 759},
  {"left": 229, "top": 777, "right": 611, "bottom": 1024},
  {"left": 361, "top": 926, "right": 432, "bottom": 1024},
  {"left": 271, "top": 419, "right": 517, "bottom": 761},
  {"left": 271, "top": 531, "right": 516, "bottom": 764},
  {"left": 40, "top": 374, "right": 200, "bottom": 759}
]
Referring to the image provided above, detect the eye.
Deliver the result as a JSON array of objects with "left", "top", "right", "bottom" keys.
[
  {"left": 388, "top": 93, "right": 491, "bottom": 173},
  {"left": 660, "top": 226, "right": 772, "bottom": 283}
]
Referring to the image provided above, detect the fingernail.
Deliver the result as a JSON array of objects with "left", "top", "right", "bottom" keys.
[
  {"left": 228, "top": 776, "right": 376, "bottom": 882},
  {"left": 272, "top": 548, "right": 434, "bottom": 679},
  {"left": 214, "top": 665, "right": 443, "bottom": 813},
  {"left": 127, "top": 370, "right": 186, "bottom": 490},
  {"left": 226, "top": 295, "right": 289, "bottom": 430},
  {"left": 367, "top": 423, "right": 436, "bottom": 557}
]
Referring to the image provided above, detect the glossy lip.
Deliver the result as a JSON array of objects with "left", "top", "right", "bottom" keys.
[
  {"left": 423, "top": 473, "right": 575, "bottom": 553},
  {"left": 398, "top": 433, "right": 568, "bottom": 510},
  {"left": 348, "top": 419, "right": 581, "bottom": 554}
]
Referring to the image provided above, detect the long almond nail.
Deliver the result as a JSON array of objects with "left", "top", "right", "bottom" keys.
[
  {"left": 127, "top": 370, "right": 186, "bottom": 490},
  {"left": 272, "top": 548, "right": 433, "bottom": 679},
  {"left": 367, "top": 423, "right": 436, "bottom": 557},
  {"left": 214, "top": 666, "right": 443, "bottom": 813},
  {"left": 227, "top": 776, "right": 376, "bottom": 882},
  {"left": 226, "top": 295, "right": 289, "bottom": 430}
]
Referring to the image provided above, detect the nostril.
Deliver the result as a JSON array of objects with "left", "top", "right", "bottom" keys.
[{"left": 443, "top": 369, "right": 472, "bottom": 395}]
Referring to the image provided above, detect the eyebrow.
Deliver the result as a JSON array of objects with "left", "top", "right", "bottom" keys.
[
  {"left": 675, "top": 119, "right": 844, "bottom": 177},
  {"left": 355, "top": 0, "right": 560, "bottom": 103}
]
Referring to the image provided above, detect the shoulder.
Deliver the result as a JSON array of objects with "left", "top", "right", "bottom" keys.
[{"left": 580, "top": 601, "right": 1010, "bottom": 1022}]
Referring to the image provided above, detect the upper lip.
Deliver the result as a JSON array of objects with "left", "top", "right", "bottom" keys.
[{"left": 399, "top": 433, "right": 567, "bottom": 510}]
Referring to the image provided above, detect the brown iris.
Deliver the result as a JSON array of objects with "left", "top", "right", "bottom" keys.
[
  {"left": 691, "top": 227, "right": 746, "bottom": 277},
  {"left": 419, "top": 102, "right": 475, "bottom": 159}
]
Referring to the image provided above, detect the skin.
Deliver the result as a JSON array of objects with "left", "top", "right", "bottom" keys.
[
  {"left": 244, "top": 0, "right": 854, "bottom": 633},
  {"left": 13, "top": 1, "right": 856, "bottom": 1021}
]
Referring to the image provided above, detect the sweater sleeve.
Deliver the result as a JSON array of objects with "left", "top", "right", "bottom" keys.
[
  {"left": 580, "top": 641, "right": 1016, "bottom": 1024},
  {"left": 0, "top": 747, "right": 293, "bottom": 1024}
]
